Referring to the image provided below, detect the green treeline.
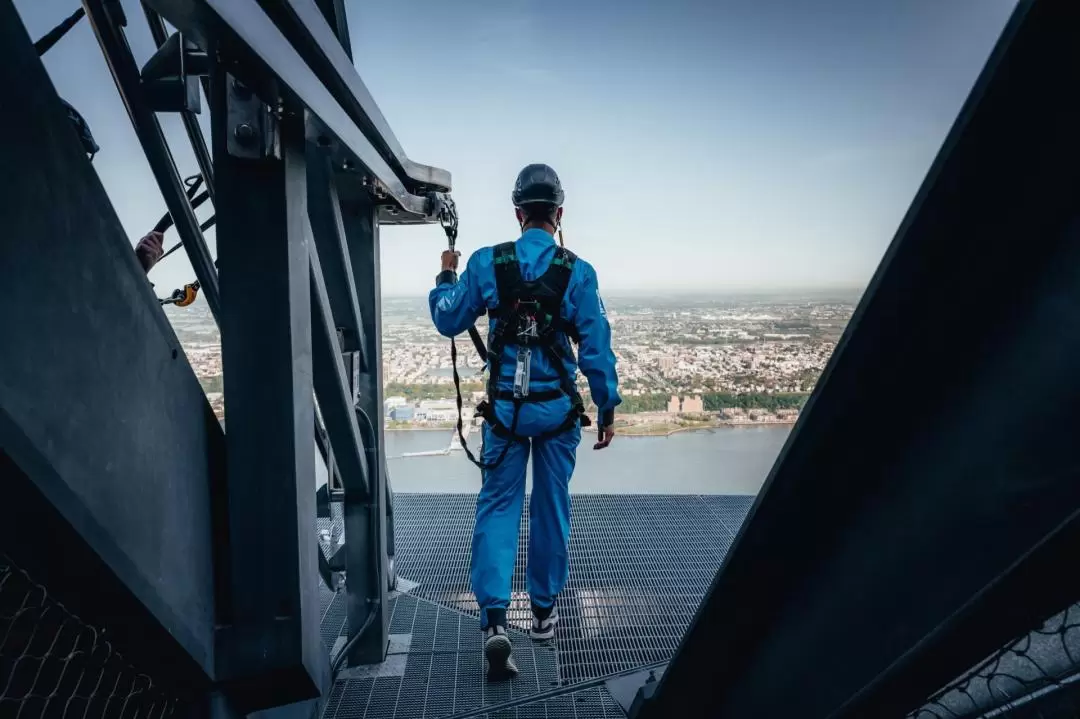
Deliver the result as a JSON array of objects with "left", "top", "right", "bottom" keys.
[
  {"left": 615, "top": 392, "right": 810, "bottom": 414},
  {"left": 703, "top": 392, "right": 808, "bottom": 412},
  {"left": 379, "top": 383, "right": 810, "bottom": 414},
  {"left": 384, "top": 382, "right": 482, "bottom": 401}
]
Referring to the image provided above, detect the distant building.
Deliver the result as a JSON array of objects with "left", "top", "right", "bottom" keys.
[
  {"left": 416, "top": 400, "right": 457, "bottom": 422},
  {"left": 384, "top": 396, "right": 408, "bottom": 415},
  {"left": 390, "top": 405, "right": 414, "bottom": 422},
  {"left": 682, "top": 396, "right": 704, "bottom": 413},
  {"left": 667, "top": 395, "right": 680, "bottom": 414},
  {"left": 659, "top": 356, "right": 675, "bottom": 371}
]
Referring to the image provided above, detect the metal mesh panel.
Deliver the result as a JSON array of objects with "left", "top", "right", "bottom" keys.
[
  {"left": 909, "top": 602, "right": 1080, "bottom": 718},
  {"left": 319, "top": 493, "right": 752, "bottom": 717},
  {"left": 0, "top": 556, "right": 177, "bottom": 719},
  {"left": 392, "top": 493, "right": 749, "bottom": 686},
  {"left": 320, "top": 592, "right": 625, "bottom": 719}
]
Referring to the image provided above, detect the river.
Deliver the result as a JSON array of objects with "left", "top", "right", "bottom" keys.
[{"left": 384, "top": 424, "right": 790, "bottom": 494}]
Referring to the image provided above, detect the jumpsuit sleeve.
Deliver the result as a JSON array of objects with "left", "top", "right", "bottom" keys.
[
  {"left": 571, "top": 263, "right": 621, "bottom": 424},
  {"left": 428, "top": 251, "right": 486, "bottom": 338}
]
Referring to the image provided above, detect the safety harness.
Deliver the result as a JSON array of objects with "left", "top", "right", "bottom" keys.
[
  {"left": 478, "top": 242, "right": 591, "bottom": 442},
  {"left": 439, "top": 200, "right": 590, "bottom": 471}
]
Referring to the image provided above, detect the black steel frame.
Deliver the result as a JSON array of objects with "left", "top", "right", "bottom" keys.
[
  {"left": 641, "top": 0, "right": 1080, "bottom": 717},
  {"left": 4, "top": 0, "right": 450, "bottom": 715},
  {"left": 1, "top": 1, "right": 228, "bottom": 705}
]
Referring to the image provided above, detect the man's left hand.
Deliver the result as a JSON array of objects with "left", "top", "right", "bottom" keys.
[
  {"left": 594, "top": 424, "right": 615, "bottom": 450},
  {"left": 441, "top": 250, "right": 460, "bottom": 272}
]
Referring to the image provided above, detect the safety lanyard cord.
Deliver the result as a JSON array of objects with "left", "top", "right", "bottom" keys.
[{"left": 451, "top": 337, "right": 519, "bottom": 472}]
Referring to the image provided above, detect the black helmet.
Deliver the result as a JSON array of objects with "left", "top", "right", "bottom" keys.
[{"left": 512, "top": 164, "right": 564, "bottom": 208}]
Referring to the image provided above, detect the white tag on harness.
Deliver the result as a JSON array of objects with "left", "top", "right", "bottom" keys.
[{"left": 513, "top": 347, "right": 532, "bottom": 399}]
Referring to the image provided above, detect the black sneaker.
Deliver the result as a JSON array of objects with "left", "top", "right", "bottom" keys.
[
  {"left": 530, "top": 602, "right": 559, "bottom": 641},
  {"left": 484, "top": 625, "right": 519, "bottom": 681}
]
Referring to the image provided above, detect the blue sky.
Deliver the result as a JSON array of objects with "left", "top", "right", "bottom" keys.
[{"left": 17, "top": 0, "right": 1017, "bottom": 295}]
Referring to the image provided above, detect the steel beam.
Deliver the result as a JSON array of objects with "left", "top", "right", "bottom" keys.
[
  {"left": 306, "top": 140, "right": 367, "bottom": 357},
  {"left": 81, "top": 0, "right": 220, "bottom": 321},
  {"left": 309, "top": 222, "right": 371, "bottom": 499},
  {"left": 312, "top": 0, "right": 352, "bottom": 61},
  {"left": 339, "top": 189, "right": 390, "bottom": 664},
  {"left": 144, "top": 0, "right": 446, "bottom": 219},
  {"left": 644, "top": 1, "right": 1080, "bottom": 717},
  {"left": 210, "top": 66, "right": 326, "bottom": 711},
  {"left": 142, "top": 5, "right": 216, "bottom": 203},
  {"left": 260, "top": 0, "right": 451, "bottom": 192},
  {"left": 845, "top": 509, "right": 1080, "bottom": 718}
]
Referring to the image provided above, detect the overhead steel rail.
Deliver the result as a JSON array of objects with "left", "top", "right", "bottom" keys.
[{"left": 144, "top": 0, "right": 451, "bottom": 222}]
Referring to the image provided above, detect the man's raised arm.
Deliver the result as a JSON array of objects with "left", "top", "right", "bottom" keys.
[{"left": 429, "top": 250, "right": 486, "bottom": 338}]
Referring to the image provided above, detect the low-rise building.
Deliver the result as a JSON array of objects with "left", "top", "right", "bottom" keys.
[
  {"left": 390, "top": 405, "right": 415, "bottom": 421},
  {"left": 416, "top": 400, "right": 458, "bottom": 422},
  {"left": 682, "top": 395, "right": 704, "bottom": 413}
]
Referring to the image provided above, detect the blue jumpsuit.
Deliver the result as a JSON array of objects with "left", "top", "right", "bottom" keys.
[{"left": 429, "top": 228, "right": 620, "bottom": 625}]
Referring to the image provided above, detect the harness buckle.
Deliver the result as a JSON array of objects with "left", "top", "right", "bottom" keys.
[{"left": 474, "top": 400, "right": 492, "bottom": 420}]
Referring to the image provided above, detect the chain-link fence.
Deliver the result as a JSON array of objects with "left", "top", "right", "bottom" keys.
[
  {"left": 0, "top": 556, "right": 177, "bottom": 718},
  {"left": 909, "top": 602, "right": 1080, "bottom": 718}
]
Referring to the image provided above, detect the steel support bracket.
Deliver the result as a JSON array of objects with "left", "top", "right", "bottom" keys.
[
  {"left": 140, "top": 32, "right": 206, "bottom": 113},
  {"left": 226, "top": 74, "right": 279, "bottom": 159},
  {"left": 142, "top": 76, "right": 201, "bottom": 113},
  {"left": 141, "top": 32, "right": 209, "bottom": 81},
  {"left": 609, "top": 665, "right": 666, "bottom": 718}
]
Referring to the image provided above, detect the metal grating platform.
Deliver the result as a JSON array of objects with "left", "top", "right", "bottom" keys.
[
  {"left": 320, "top": 591, "right": 626, "bottom": 718},
  {"left": 319, "top": 493, "right": 753, "bottom": 718},
  {"left": 395, "top": 494, "right": 752, "bottom": 684}
]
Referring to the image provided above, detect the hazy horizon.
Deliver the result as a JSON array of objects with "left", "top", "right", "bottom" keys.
[
  {"left": 16, "top": 0, "right": 1018, "bottom": 296},
  {"left": 381, "top": 284, "right": 867, "bottom": 300}
]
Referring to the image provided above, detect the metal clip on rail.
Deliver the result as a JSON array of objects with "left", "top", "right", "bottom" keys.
[{"left": 436, "top": 196, "right": 487, "bottom": 360}]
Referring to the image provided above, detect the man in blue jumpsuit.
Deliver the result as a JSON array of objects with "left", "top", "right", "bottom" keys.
[{"left": 429, "top": 164, "right": 620, "bottom": 680}]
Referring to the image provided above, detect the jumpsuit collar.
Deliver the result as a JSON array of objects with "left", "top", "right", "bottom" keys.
[{"left": 519, "top": 227, "right": 557, "bottom": 246}]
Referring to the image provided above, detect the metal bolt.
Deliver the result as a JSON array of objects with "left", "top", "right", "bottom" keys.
[{"left": 234, "top": 123, "right": 255, "bottom": 144}]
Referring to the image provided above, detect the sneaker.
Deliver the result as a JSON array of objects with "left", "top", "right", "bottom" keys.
[
  {"left": 530, "top": 603, "right": 559, "bottom": 641},
  {"left": 484, "top": 625, "right": 519, "bottom": 681}
]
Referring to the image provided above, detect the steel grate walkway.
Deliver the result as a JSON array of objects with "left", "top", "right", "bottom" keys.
[{"left": 320, "top": 493, "right": 753, "bottom": 718}]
